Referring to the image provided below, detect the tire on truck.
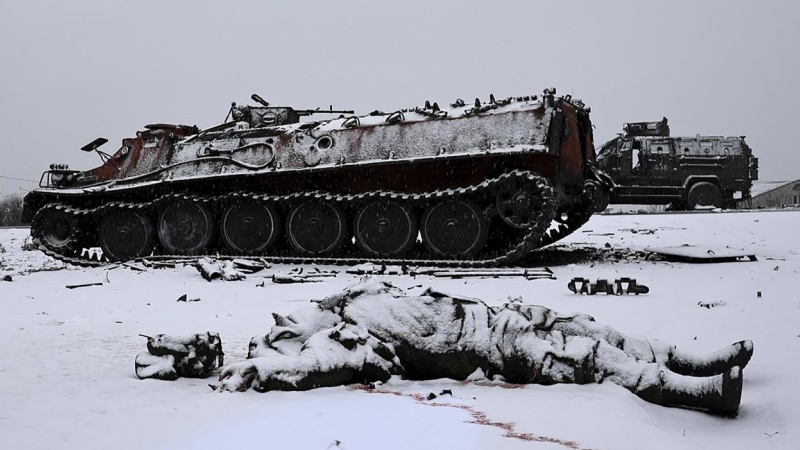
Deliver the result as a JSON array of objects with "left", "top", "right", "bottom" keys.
[{"left": 686, "top": 181, "right": 722, "bottom": 210}]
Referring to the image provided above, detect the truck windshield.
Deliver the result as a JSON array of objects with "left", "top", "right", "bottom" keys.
[{"left": 597, "top": 140, "right": 616, "bottom": 157}]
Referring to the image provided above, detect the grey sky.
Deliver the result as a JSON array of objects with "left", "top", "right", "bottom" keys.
[{"left": 1, "top": 0, "right": 798, "bottom": 196}]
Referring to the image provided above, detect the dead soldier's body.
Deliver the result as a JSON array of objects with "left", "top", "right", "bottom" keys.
[{"left": 217, "top": 278, "right": 752, "bottom": 415}]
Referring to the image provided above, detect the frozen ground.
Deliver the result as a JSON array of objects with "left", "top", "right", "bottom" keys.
[{"left": 1, "top": 210, "right": 798, "bottom": 450}]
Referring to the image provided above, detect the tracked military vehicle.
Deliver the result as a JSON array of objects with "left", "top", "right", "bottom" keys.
[
  {"left": 22, "top": 89, "right": 610, "bottom": 267},
  {"left": 596, "top": 118, "right": 758, "bottom": 210}
]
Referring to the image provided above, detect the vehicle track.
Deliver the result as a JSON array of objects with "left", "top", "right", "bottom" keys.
[{"left": 30, "top": 170, "right": 606, "bottom": 269}]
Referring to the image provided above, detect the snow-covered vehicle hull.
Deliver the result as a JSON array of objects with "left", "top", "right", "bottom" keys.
[{"left": 23, "top": 89, "right": 610, "bottom": 266}]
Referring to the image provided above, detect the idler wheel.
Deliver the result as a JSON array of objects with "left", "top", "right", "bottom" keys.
[
  {"left": 421, "top": 200, "right": 488, "bottom": 258},
  {"left": 354, "top": 200, "right": 417, "bottom": 257},
  {"left": 99, "top": 211, "right": 156, "bottom": 261},
  {"left": 220, "top": 200, "right": 281, "bottom": 255},
  {"left": 157, "top": 200, "right": 216, "bottom": 255},
  {"left": 31, "top": 206, "right": 82, "bottom": 255},
  {"left": 496, "top": 177, "right": 548, "bottom": 229},
  {"left": 286, "top": 202, "right": 347, "bottom": 255}
]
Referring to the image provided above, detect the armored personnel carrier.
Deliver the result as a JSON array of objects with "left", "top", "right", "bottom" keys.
[
  {"left": 596, "top": 118, "right": 758, "bottom": 210},
  {"left": 22, "top": 89, "right": 610, "bottom": 267}
]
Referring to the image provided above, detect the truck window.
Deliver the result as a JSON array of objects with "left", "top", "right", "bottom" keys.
[
  {"left": 632, "top": 148, "right": 641, "bottom": 172},
  {"left": 598, "top": 141, "right": 616, "bottom": 157}
]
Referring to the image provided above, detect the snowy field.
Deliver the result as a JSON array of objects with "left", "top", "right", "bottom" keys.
[{"left": 1, "top": 210, "right": 798, "bottom": 450}]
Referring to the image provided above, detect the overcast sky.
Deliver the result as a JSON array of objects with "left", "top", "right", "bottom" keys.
[{"left": 1, "top": 0, "right": 798, "bottom": 196}]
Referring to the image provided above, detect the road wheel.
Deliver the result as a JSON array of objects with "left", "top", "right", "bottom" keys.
[
  {"left": 31, "top": 205, "right": 82, "bottom": 255},
  {"left": 157, "top": 200, "right": 216, "bottom": 255},
  {"left": 421, "top": 200, "right": 488, "bottom": 258},
  {"left": 286, "top": 202, "right": 347, "bottom": 255},
  {"left": 354, "top": 200, "right": 417, "bottom": 257},
  {"left": 99, "top": 211, "right": 156, "bottom": 261},
  {"left": 220, "top": 200, "right": 281, "bottom": 255},
  {"left": 687, "top": 182, "right": 722, "bottom": 209}
]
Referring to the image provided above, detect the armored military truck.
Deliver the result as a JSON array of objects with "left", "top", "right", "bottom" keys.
[{"left": 596, "top": 118, "right": 758, "bottom": 210}]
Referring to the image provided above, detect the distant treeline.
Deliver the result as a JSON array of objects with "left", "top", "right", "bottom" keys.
[{"left": 0, "top": 195, "right": 24, "bottom": 226}]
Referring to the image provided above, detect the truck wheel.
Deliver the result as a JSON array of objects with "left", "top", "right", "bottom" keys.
[{"left": 687, "top": 182, "right": 722, "bottom": 209}]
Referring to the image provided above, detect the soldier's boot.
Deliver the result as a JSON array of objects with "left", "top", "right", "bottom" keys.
[
  {"left": 667, "top": 340, "right": 753, "bottom": 377},
  {"left": 135, "top": 353, "right": 178, "bottom": 380},
  {"left": 661, "top": 366, "right": 744, "bottom": 416}
]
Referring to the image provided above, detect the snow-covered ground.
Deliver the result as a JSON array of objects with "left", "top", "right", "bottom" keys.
[{"left": 1, "top": 210, "right": 798, "bottom": 450}]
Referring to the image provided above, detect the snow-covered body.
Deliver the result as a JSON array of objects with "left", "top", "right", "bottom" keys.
[{"left": 220, "top": 278, "right": 751, "bottom": 415}]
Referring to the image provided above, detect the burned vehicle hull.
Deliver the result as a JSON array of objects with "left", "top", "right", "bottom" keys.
[
  {"left": 23, "top": 89, "right": 609, "bottom": 266},
  {"left": 596, "top": 118, "right": 758, "bottom": 210}
]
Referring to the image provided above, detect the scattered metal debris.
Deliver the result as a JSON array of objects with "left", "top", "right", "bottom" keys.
[
  {"left": 141, "top": 259, "right": 176, "bottom": 269},
  {"left": 620, "top": 228, "right": 656, "bottom": 235},
  {"left": 698, "top": 301, "right": 726, "bottom": 309},
  {"left": 138, "top": 257, "right": 196, "bottom": 266},
  {"left": 431, "top": 268, "right": 554, "bottom": 280},
  {"left": 65, "top": 282, "right": 103, "bottom": 289},
  {"left": 568, "top": 277, "right": 649, "bottom": 295},
  {"left": 122, "top": 262, "right": 147, "bottom": 272},
  {"left": 271, "top": 267, "right": 338, "bottom": 284},
  {"left": 647, "top": 246, "right": 757, "bottom": 263},
  {"left": 232, "top": 259, "right": 271, "bottom": 273},
  {"left": 196, "top": 259, "right": 222, "bottom": 281},
  {"left": 177, "top": 294, "right": 201, "bottom": 303},
  {"left": 346, "top": 263, "right": 406, "bottom": 275},
  {"left": 346, "top": 264, "right": 554, "bottom": 280},
  {"left": 271, "top": 274, "right": 320, "bottom": 284},
  {"left": 195, "top": 258, "right": 247, "bottom": 281}
]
